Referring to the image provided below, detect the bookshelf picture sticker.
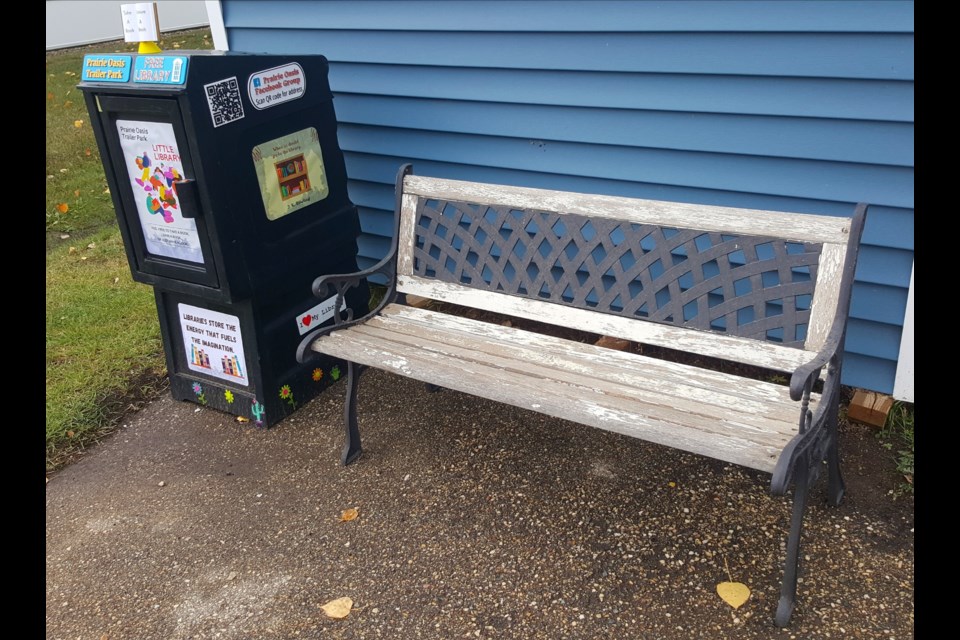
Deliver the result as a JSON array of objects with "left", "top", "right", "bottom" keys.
[
  {"left": 178, "top": 304, "right": 250, "bottom": 387},
  {"left": 116, "top": 120, "right": 203, "bottom": 263},
  {"left": 247, "top": 62, "right": 306, "bottom": 110},
  {"left": 251, "top": 127, "right": 329, "bottom": 221}
]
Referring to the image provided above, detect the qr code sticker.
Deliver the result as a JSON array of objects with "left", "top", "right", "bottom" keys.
[{"left": 204, "top": 76, "right": 245, "bottom": 128}]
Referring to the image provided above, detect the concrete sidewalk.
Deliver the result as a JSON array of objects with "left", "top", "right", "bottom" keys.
[{"left": 46, "top": 369, "right": 914, "bottom": 639}]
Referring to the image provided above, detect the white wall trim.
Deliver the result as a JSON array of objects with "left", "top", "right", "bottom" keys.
[
  {"left": 893, "top": 261, "right": 914, "bottom": 402},
  {"left": 205, "top": 0, "right": 229, "bottom": 50}
]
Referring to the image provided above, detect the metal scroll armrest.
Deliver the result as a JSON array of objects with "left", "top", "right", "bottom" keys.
[
  {"left": 770, "top": 203, "right": 868, "bottom": 495},
  {"left": 296, "top": 163, "right": 414, "bottom": 364}
]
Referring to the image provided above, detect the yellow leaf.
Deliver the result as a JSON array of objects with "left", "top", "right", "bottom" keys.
[
  {"left": 236, "top": 416, "right": 250, "bottom": 423},
  {"left": 716, "top": 582, "right": 750, "bottom": 609},
  {"left": 320, "top": 597, "right": 353, "bottom": 619},
  {"left": 68, "top": 246, "right": 77, "bottom": 254},
  {"left": 56, "top": 203, "right": 69, "bottom": 214},
  {"left": 667, "top": 481, "right": 676, "bottom": 488},
  {"left": 339, "top": 508, "right": 359, "bottom": 522},
  {"left": 103, "top": 188, "right": 110, "bottom": 195},
  {"left": 74, "top": 120, "right": 84, "bottom": 128},
  {"left": 63, "top": 100, "right": 73, "bottom": 107},
  {"left": 172, "top": 43, "right": 181, "bottom": 48},
  {"left": 81, "top": 256, "right": 88, "bottom": 261}
]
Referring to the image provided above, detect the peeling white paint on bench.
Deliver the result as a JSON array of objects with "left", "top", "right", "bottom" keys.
[
  {"left": 397, "top": 275, "right": 820, "bottom": 373},
  {"left": 404, "top": 175, "right": 851, "bottom": 245}
]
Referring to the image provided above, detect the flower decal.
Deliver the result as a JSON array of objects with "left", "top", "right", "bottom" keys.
[
  {"left": 192, "top": 382, "right": 207, "bottom": 406},
  {"left": 279, "top": 384, "right": 296, "bottom": 409},
  {"left": 312, "top": 368, "right": 323, "bottom": 382},
  {"left": 224, "top": 390, "right": 235, "bottom": 404}
]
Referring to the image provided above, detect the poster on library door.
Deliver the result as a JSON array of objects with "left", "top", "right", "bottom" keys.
[
  {"left": 252, "top": 127, "right": 329, "bottom": 221},
  {"left": 116, "top": 119, "right": 204, "bottom": 263}
]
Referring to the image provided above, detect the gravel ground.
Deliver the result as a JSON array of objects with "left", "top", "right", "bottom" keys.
[{"left": 46, "top": 369, "right": 914, "bottom": 639}]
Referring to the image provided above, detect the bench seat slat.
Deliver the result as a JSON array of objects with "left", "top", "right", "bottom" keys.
[
  {"left": 397, "top": 275, "right": 822, "bottom": 373},
  {"left": 313, "top": 305, "right": 809, "bottom": 472},
  {"left": 378, "top": 305, "right": 808, "bottom": 419}
]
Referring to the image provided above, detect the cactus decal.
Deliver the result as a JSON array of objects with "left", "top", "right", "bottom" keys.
[
  {"left": 251, "top": 400, "right": 265, "bottom": 428},
  {"left": 330, "top": 365, "right": 341, "bottom": 381}
]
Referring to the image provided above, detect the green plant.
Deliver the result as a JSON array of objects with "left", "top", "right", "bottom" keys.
[{"left": 878, "top": 401, "right": 914, "bottom": 494}]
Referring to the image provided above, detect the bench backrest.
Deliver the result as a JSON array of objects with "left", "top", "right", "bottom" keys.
[{"left": 394, "top": 173, "right": 862, "bottom": 373}]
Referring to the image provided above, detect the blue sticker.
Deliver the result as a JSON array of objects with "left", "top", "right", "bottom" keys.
[
  {"left": 133, "top": 55, "right": 188, "bottom": 85},
  {"left": 81, "top": 55, "right": 132, "bottom": 83}
]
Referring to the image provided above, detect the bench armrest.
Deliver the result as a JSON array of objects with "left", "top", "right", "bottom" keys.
[
  {"left": 296, "top": 163, "right": 414, "bottom": 364},
  {"left": 788, "top": 203, "right": 868, "bottom": 402}
]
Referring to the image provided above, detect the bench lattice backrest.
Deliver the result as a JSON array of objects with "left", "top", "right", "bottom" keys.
[{"left": 396, "top": 176, "right": 854, "bottom": 371}]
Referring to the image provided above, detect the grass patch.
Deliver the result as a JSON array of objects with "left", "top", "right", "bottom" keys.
[
  {"left": 878, "top": 401, "right": 915, "bottom": 495},
  {"left": 46, "top": 228, "right": 168, "bottom": 470},
  {"left": 46, "top": 29, "right": 212, "bottom": 471}
]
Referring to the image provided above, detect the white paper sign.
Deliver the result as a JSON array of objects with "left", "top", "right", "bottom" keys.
[
  {"left": 121, "top": 3, "right": 160, "bottom": 43},
  {"left": 178, "top": 304, "right": 249, "bottom": 387},
  {"left": 296, "top": 294, "right": 347, "bottom": 336},
  {"left": 116, "top": 120, "right": 204, "bottom": 264},
  {"left": 247, "top": 63, "right": 306, "bottom": 110}
]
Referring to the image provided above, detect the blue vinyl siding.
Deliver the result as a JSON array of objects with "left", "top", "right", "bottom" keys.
[{"left": 222, "top": 0, "right": 914, "bottom": 394}]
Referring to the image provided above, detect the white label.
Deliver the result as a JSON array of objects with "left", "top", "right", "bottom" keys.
[
  {"left": 247, "top": 63, "right": 306, "bottom": 110},
  {"left": 296, "top": 294, "right": 347, "bottom": 336},
  {"left": 178, "top": 304, "right": 249, "bottom": 387},
  {"left": 121, "top": 3, "right": 159, "bottom": 43},
  {"left": 116, "top": 120, "right": 203, "bottom": 263}
]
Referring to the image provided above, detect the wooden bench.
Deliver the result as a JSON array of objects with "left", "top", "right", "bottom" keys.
[{"left": 297, "top": 164, "right": 867, "bottom": 626}]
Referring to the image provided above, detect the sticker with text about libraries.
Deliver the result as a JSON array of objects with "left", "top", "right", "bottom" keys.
[
  {"left": 248, "top": 63, "right": 305, "bottom": 110},
  {"left": 296, "top": 294, "right": 347, "bottom": 336},
  {"left": 178, "top": 304, "right": 250, "bottom": 387}
]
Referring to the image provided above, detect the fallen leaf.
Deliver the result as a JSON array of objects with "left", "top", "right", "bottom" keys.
[
  {"left": 68, "top": 246, "right": 77, "bottom": 254},
  {"left": 47, "top": 92, "right": 54, "bottom": 100},
  {"left": 717, "top": 581, "right": 750, "bottom": 609},
  {"left": 113, "top": 277, "right": 119, "bottom": 284},
  {"left": 320, "top": 597, "right": 353, "bottom": 619},
  {"left": 81, "top": 256, "right": 88, "bottom": 261},
  {"left": 74, "top": 119, "right": 84, "bottom": 128},
  {"left": 340, "top": 508, "right": 359, "bottom": 522},
  {"left": 74, "top": 190, "right": 81, "bottom": 197},
  {"left": 60, "top": 234, "right": 71, "bottom": 240},
  {"left": 56, "top": 203, "right": 69, "bottom": 214},
  {"left": 85, "top": 149, "right": 92, "bottom": 156},
  {"left": 667, "top": 481, "right": 676, "bottom": 488},
  {"left": 67, "top": 430, "right": 75, "bottom": 438},
  {"left": 172, "top": 42, "right": 181, "bottom": 48},
  {"left": 236, "top": 416, "right": 250, "bottom": 423},
  {"left": 60, "top": 168, "right": 69, "bottom": 173},
  {"left": 87, "top": 242, "right": 96, "bottom": 249},
  {"left": 63, "top": 100, "right": 73, "bottom": 107},
  {"left": 103, "top": 188, "right": 110, "bottom": 195}
]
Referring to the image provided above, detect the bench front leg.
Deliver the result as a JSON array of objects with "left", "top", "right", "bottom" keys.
[{"left": 341, "top": 361, "right": 365, "bottom": 465}]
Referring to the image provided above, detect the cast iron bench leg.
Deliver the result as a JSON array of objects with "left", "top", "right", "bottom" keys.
[
  {"left": 776, "top": 461, "right": 810, "bottom": 627},
  {"left": 342, "top": 361, "right": 363, "bottom": 465},
  {"left": 826, "top": 402, "right": 846, "bottom": 506}
]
